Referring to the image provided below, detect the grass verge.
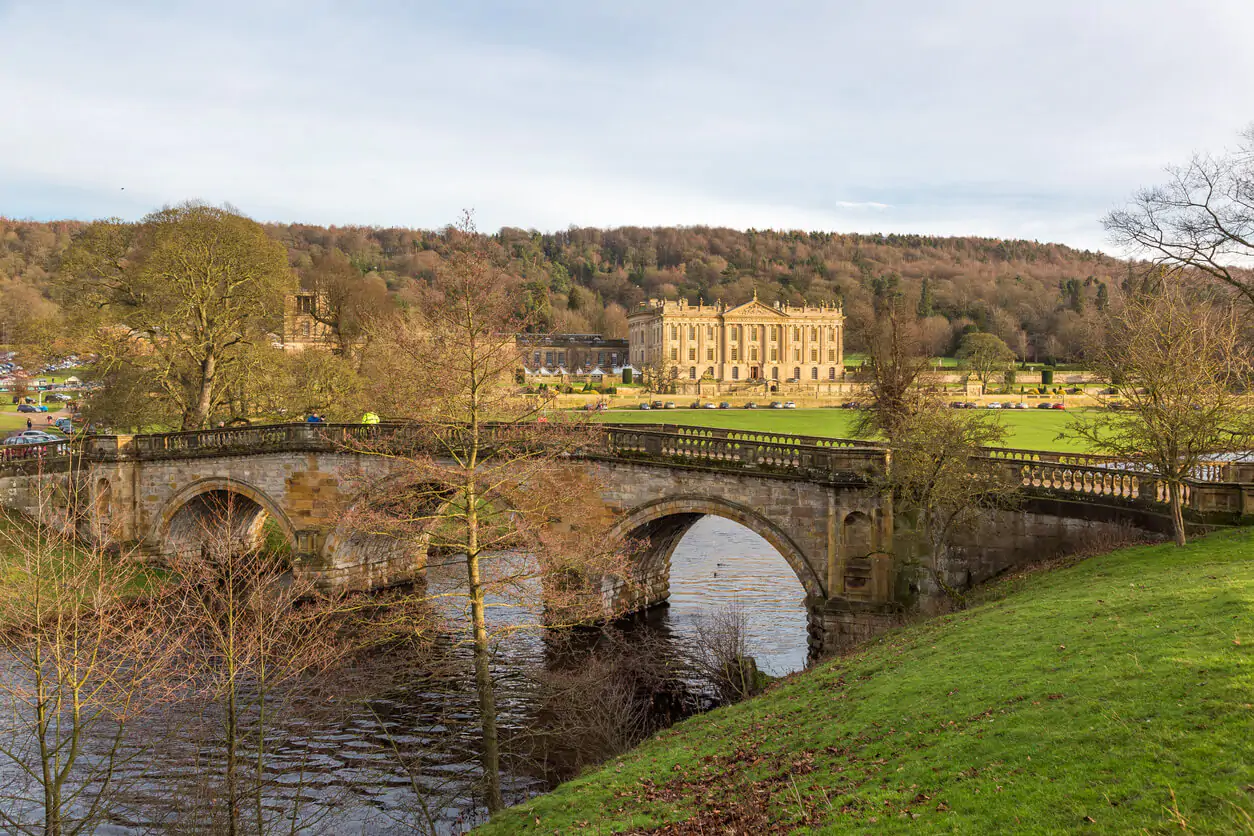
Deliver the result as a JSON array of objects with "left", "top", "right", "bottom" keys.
[
  {"left": 479, "top": 529, "right": 1254, "bottom": 834},
  {"left": 594, "top": 407, "right": 1093, "bottom": 453}
]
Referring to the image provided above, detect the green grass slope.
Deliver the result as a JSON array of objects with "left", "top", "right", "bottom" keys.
[{"left": 481, "top": 531, "right": 1254, "bottom": 834}]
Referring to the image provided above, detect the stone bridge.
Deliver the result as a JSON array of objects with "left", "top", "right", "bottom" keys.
[{"left": 2, "top": 423, "right": 1251, "bottom": 654}]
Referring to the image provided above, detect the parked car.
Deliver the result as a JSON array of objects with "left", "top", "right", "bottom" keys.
[
  {"left": 637, "top": 402, "right": 651, "bottom": 410},
  {"left": 769, "top": 401, "right": 784, "bottom": 409},
  {"left": 718, "top": 402, "right": 731, "bottom": 409},
  {"left": 650, "top": 400, "right": 664, "bottom": 409},
  {"left": 1051, "top": 402, "right": 1066, "bottom": 410},
  {"left": 1013, "top": 402, "right": 1028, "bottom": 410},
  {"left": 987, "top": 402, "right": 1002, "bottom": 409},
  {"left": 1036, "top": 402, "right": 1055, "bottom": 409},
  {"left": 689, "top": 401, "right": 703, "bottom": 409},
  {"left": 16, "top": 404, "right": 38, "bottom": 413},
  {"left": 783, "top": 401, "right": 797, "bottom": 409},
  {"left": 663, "top": 401, "right": 676, "bottom": 409},
  {"left": 703, "top": 402, "right": 718, "bottom": 409},
  {"left": 744, "top": 402, "right": 759, "bottom": 409},
  {"left": 54, "top": 418, "right": 73, "bottom": 433}
]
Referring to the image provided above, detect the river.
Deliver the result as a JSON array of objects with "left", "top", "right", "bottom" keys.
[{"left": 0, "top": 517, "right": 809, "bottom": 834}]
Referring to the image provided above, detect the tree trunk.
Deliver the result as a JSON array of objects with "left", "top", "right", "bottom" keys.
[
  {"left": 187, "top": 350, "right": 217, "bottom": 430},
  {"left": 1169, "top": 480, "right": 1188, "bottom": 546},
  {"left": 466, "top": 548, "right": 503, "bottom": 813}
]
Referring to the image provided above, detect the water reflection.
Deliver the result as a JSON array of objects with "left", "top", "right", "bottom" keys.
[{"left": 0, "top": 517, "right": 810, "bottom": 834}]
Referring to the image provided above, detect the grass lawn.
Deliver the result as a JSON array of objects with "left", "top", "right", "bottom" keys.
[
  {"left": 479, "top": 529, "right": 1254, "bottom": 834},
  {"left": 594, "top": 407, "right": 1093, "bottom": 452}
]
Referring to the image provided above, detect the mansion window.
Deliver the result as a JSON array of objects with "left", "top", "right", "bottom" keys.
[
  {"left": 706, "top": 326, "right": 714, "bottom": 339},
  {"left": 689, "top": 348, "right": 696, "bottom": 361},
  {"left": 791, "top": 326, "right": 800, "bottom": 340},
  {"left": 793, "top": 348, "right": 801, "bottom": 361},
  {"left": 688, "top": 325, "right": 696, "bottom": 340},
  {"left": 769, "top": 325, "right": 779, "bottom": 341},
  {"left": 296, "top": 295, "right": 314, "bottom": 314},
  {"left": 670, "top": 348, "right": 678, "bottom": 360},
  {"left": 670, "top": 325, "right": 678, "bottom": 340},
  {"left": 706, "top": 348, "right": 715, "bottom": 361},
  {"left": 772, "top": 367, "right": 779, "bottom": 380},
  {"left": 731, "top": 348, "right": 739, "bottom": 361},
  {"left": 558, "top": 352, "right": 566, "bottom": 365},
  {"left": 770, "top": 348, "right": 777, "bottom": 362},
  {"left": 689, "top": 366, "right": 696, "bottom": 379},
  {"left": 545, "top": 351, "right": 554, "bottom": 366},
  {"left": 811, "top": 348, "right": 818, "bottom": 362},
  {"left": 810, "top": 327, "right": 818, "bottom": 340},
  {"left": 749, "top": 326, "right": 758, "bottom": 340},
  {"left": 811, "top": 367, "right": 818, "bottom": 380},
  {"left": 732, "top": 367, "right": 739, "bottom": 380},
  {"left": 793, "top": 367, "right": 801, "bottom": 380},
  {"left": 533, "top": 351, "right": 541, "bottom": 365},
  {"left": 828, "top": 367, "right": 836, "bottom": 380},
  {"left": 828, "top": 349, "right": 836, "bottom": 362},
  {"left": 750, "top": 347, "right": 758, "bottom": 361}
]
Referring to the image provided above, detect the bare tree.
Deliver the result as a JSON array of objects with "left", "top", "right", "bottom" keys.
[
  {"left": 854, "top": 283, "right": 933, "bottom": 441},
  {"left": 1104, "top": 125, "right": 1254, "bottom": 310},
  {"left": 299, "top": 248, "right": 393, "bottom": 364},
  {"left": 886, "top": 397, "right": 1018, "bottom": 604},
  {"left": 955, "top": 332, "right": 1016, "bottom": 391},
  {"left": 0, "top": 483, "right": 187, "bottom": 836},
  {"left": 1068, "top": 280, "right": 1254, "bottom": 545},
  {"left": 683, "top": 603, "right": 765, "bottom": 703},
  {"left": 162, "top": 495, "right": 403, "bottom": 836},
  {"left": 346, "top": 214, "right": 633, "bottom": 815}
]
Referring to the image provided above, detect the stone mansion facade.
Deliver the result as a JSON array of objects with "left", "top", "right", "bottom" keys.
[{"left": 628, "top": 296, "right": 845, "bottom": 390}]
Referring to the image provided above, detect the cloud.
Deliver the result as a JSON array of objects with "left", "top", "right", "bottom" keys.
[{"left": 3, "top": 0, "right": 1254, "bottom": 252}]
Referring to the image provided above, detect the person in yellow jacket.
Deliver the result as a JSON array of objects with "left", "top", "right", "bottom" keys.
[{"left": 360, "top": 411, "right": 380, "bottom": 424}]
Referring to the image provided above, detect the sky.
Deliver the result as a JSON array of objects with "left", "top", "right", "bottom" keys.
[{"left": 3, "top": 0, "right": 1254, "bottom": 252}]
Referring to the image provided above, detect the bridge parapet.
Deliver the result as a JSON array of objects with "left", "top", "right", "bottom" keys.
[{"left": 602, "top": 426, "right": 887, "bottom": 483}]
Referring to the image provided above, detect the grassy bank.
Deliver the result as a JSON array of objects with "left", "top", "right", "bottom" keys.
[
  {"left": 480, "top": 530, "right": 1254, "bottom": 834},
  {"left": 595, "top": 407, "right": 1092, "bottom": 452}
]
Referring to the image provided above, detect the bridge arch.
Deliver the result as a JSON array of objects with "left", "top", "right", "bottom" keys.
[
  {"left": 607, "top": 494, "right": 825, "bottom": 601},
  {"left": 154, "top": 477, "right": 297, "bottom": 562}
]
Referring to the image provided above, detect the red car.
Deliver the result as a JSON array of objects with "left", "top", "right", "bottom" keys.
[{"left": 1051, "top": 402, "right": 1066, "bottom": 410}]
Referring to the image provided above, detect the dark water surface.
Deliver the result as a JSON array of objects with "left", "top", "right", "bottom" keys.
[{"left": 1, "top": 517, "right": 809, "bottom": 834}]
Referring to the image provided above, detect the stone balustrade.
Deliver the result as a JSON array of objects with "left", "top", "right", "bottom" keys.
[{"left": 3, "top": 422, "right": 1250, "bottom": 517}]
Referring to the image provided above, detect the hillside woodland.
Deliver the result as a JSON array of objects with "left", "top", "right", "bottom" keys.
[{"left": 0, "top": 218, "right": 1133, "bottom": 361}]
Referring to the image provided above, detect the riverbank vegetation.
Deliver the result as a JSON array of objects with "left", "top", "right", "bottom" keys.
[{"left": 480, "top": 529, "right": 1254, "bottom": 834}]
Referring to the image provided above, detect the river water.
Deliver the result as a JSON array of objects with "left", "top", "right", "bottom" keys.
[{"left": 0, "top": 517, "right": 809, "bottom": 834}]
